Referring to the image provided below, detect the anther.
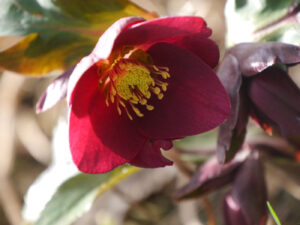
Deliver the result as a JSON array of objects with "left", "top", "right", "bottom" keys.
[
  {"left": 146, "top": 104, "right": 154, "bottom": 111},
  {"left": 111, "top": 86, "right": 117, "bottom": 96},
  {"left": 151, "top": 87, "right": 161, "bottom": 95},
  {"left": 145, "top": 91, "right": 151, "bottom": 99},
  {"left": 110, "top": 94, "right": 114, "bottom": 103},
  {"left": 130, "top": 104, "right": 144, "bottom": 117},
  {"left": 125, "top": 110, "right": 133, "bottom": 120},
  {"left": 161, "top": 66, "right": 169, "bottom": 72},
  {"left": 161, "top": 83, "right": 167, "bottom": 92},
  {"left": 117, "top": 105, "right": 122, "bottom": 115},
  {"left": 130, "top": 99, "right": 139, "bottom": 104},
  {"left": 153, "top": 65, "right": 159, "bottom": 71},
  {"left": 140, "top": 99, "right": 147, "bottom": 105},
  {"left": 119, "top": 100, "right": 133, "bottom": 120},
  {"left": 158, "top": 93, "right": 164, "bottom": 100},
  {"left": 160, "top": 71, "right": 170, "bottom": 79}
]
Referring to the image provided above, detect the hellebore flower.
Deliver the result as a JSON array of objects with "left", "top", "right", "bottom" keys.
[
  {"left": 217, "top": 42, "right": 300, "bottom": 163},
  {"left": 66, "top": 16, "right": 230, "bottom": 173}
]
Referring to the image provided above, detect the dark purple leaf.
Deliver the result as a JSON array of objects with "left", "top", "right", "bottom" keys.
[
  {"left": 248, "top": 66, "right": 300, "bottom": 146},
  {"left": 229, "top": 42, "right": 300, "bottom": 76},
  {"left": 174, "top": 149, "right": 250, "bottom": 200},
  {"left": 250, "top": 136, "right": 296, "bottom": 160},
  {"left": 217, "top": 41, "right": 300, "bottom": 162},
  {"left": 229, "top": 151, "right": 267, "bottom": 225},
  {"left": 223, "top": 193, "right": 250, "bottom": 225},
  {"left": 217, "top": 54, "right": 249, "bottom": 163}
]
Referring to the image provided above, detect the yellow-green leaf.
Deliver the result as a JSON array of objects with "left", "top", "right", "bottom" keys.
[{"left": 0, "top": 0, "right": 156, "bottom": 76}]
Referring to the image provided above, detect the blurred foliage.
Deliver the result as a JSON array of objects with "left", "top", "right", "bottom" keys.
[
  {"left": 124, "top": 185, "right": 177, "bottom": 225},
  {"left": 36, "top": 166, "right": 140, "bottom": 225},
  {"left": 174, "top": 129, "right": 217, "bottom": 151},
  {"left": 0, "top": 0, "right": 155, "bottom": 75},
  {"left": 225, "top": 0, "right": 300, "bottom": 46}
]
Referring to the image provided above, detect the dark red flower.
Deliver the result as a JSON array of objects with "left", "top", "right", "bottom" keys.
[
  {"left": 217, "top": 42, "right": 300, "bottom": 163},
  {"left": 174, "top": 147, "right": 267, "bottom": 225},
  {"left": 223, "top": 151, "right": 267, "bottom": 225},
  {"left": 67, "top": 16, "right": 230, "bottom": 173},
  {"left": 248, "top": 66, "right": 300, "bottom": 147}
]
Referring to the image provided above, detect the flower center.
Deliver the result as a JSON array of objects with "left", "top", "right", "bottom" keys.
[
  {"left": 114, "top": 62, "right": 154, "bottom": 102},
  {"left": 97, "top": 49, "right": 170, "bottom": 120}
]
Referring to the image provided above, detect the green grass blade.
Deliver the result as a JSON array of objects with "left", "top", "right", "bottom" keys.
[{"left": 267, "top": 201, "right": 282, "bottom": 225}]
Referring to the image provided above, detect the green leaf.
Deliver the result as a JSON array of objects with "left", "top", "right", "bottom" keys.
[
  {"left": 36, "top": 165, "right": 141, "bottom": 225},
  {"left": 267, "top": 201, "right": 282, "bottom": 225},
  {"left": 0, "top": 0, "right": 155, "bottom": 76},
  {"left": 225, "top": 0, "right": 300, "bottom": 46}
]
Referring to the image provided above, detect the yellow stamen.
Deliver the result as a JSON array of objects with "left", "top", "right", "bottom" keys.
[
  {"left": 125, "top": 110, "right": 133, "bottom": 120},
  {"left": 140, "top": 99, "right": 147, "bottom": 105},
  {"left": 151, "top": 86, "right": 161, "bottom": 95},
  {"left": 158, "top": 93, "right": 164, "bottom": 100},
  {"left": 97, "top": 50, "right": 171, "bottom": 120},
  {"left": 145, "top": 91, "right": 151, "bottom": 99},
  {"left": 160, "top": 71, "right": 170, "bottom": 79},
  {"left": 119, "top": 99, "right": 126, "bottom": 107},
  {"left": 110, "top": 94, "right": 114, "bottom": 103},
  {"left": 115, "top": 62, "right": 154, "bottom": 101},
  {"left": 130, "top": 103, "right": 144, "bottom": 117},
  {"left": 153, "top": 65, "right": 159, "bottom": 71},
  {"left": 146, "top": 104, "right": 154, "bottom": 111},
  {"left": 117, "top": 104, "right": 122, "bottom": 115},
  {"left": 161, "top": 83, "right": 168, "bottom": 92}
]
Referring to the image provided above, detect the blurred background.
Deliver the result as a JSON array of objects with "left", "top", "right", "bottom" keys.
[{"left": 0, "top": 0, "right": 300, "bottom": 225}]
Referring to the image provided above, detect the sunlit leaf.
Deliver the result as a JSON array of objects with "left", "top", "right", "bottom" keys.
[
  {"left": 225, "top": 0, "right": 300, "bottom": 46},
  {"left": 0, "top": 0, "right": 155, "bottom": 76},
  {"left": 36, "top": 165, "right": 140, "bottom": 225}
]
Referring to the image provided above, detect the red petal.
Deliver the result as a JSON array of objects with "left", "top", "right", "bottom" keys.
[
  {"left": 69, "top": 111, "right": 127, "bottom": 173},
  {"left": 129, "top": 139, "right": 173, "bottom": 168},
  {"left": 170, "top": 34, "right": 219, "bottom": 68},
  {"left": 114, "top": 16, "right": 212, "bottom": 50},
  {"left": 92, "top": 17, "right": 145, "bottom": 60},
  {"left": 67, "top": 17, "right": 144, "bottom": 103},
  {"left": 137, "top": 42, "right": 230, "bottom": 139},
  {"left": 69, "top": 65, "right": 146, "bottom": 173}
]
